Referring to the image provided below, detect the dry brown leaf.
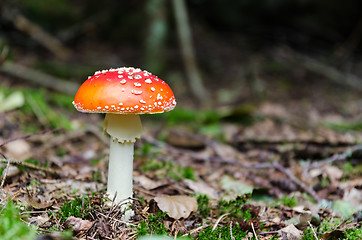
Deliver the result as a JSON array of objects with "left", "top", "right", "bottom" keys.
[
  {"left": 135, "top": 175, "right": 167, "bottom": 190},
  {"left": 5, "top": 166, "right": 21, "bottom": 178},
  {"left": 278, "top": 224, "right": 303, "bottom": 240},
  {"left": 65, "top": 216, "right": 93, "bottom": 232},
  {"left": 154, "top": 195, "right": 198, "bottom": 220},
  {"left": 29, "top": 214, "right": 50, "bottom": 226},
  {"left": 4, "top": 139, "right": 31, "bottom": 160},
  {"left": 258, "top": 102, "right": 290, "bottom": 119},
  {"left": 183, "top": 179, "right": 218, "bottom": 199},
  {"left": 41, "top": 179, "right": 103, "bottom": 195},
  {"left": 310, "top": 165, "right": 343, "bottom": 185},
  {"left": 166, "top": 130, "right": 206, "bottom": 149},
  {"left": 343, "top": 188, "right": 362, "bottom": 211},
  {"left": 24, "top": 195, "right": 53, "bottom": 209}
]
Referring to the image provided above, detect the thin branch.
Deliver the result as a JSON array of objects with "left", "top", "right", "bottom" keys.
[
  {"left": 307, "top": 145, "right": 362, "bottom": 171},
  {"left": 0, "top": 61, "right": 79, "bottom": 95},
  {"left": 0, "top": 128, "right": 63, "bottom": 148},
  {"left": 308, "top": 221, "right": 319, "bottom": 240},
  {"left": 230, "top": 221, "right": 236, "bottom": 240},
  {"left": 212, "top": 213, "right": 229, "bottom": 231},
  {"left": 273, "top": 162, "right": 321, "bottom": 203},
  {"left": 0, "top": 158, "right": 58, "bottom": 175},
  {"left": 274, "top": 47, "right": 362, "bottom": 92},
  {"left": 171, "top": 0, "right": 210, "bottom": 106},
  {"left": 2, "top": 5, "right": 72, "bottom": 60},
  {"left": 251, "top": 222, "right": 259, "bottom": 240},
  {"left": 0, "top": 153, "right": 9, "bottom": 188},
  {"left": 334, "top": 19, "right": 362, "bottom": 60},
  {"left": 142, "top": 134, "right": 271, "bottom": 168},
  {"left": 0, "top": 189, "right": 22, "bottom": 204}
]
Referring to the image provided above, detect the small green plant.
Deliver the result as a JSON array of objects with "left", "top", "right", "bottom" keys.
[
  {"left": 0, "top": 202, "right": 36, "bottom": 240},
  {"left": 302, "top": 218, "right": 361, "bottom": 240},
  {"left": 141, "top": 158, "right": 196, "bottom": 182},
  {"left": 197, "top": 194, "right": 211, "bottom": 218},
  {"left": 325, "top": 121, "right": 362, "bottom": 132},
  {"left": 218, "top": 195, "right": 251, "bottom": 221},
  {"left": 137, "top": 212, "right": 168, "bottom": 236},
  {"left": 91, "top": 170, "right": 103, "bottom": 183},
  {"left": 343, "top": 162, "right": 362, "bottom": 178},
  {"left": 182, "top": 167, "right": 196, "bottom": 181},
  {"left": 21, "top": 89, "right": 72, "bottom": 131},
  {"left": 344, "top": 227, "right": 362, "bottom": 239},
  {"left": 196, "top": 223, "right": 247, "bottom": 240},
  {"left": 276, "top": 194, "right": 298, "bottom": 208},
  {"left": 137, "top": 143, "right": 161, "bottom": 157},
  {"left": 141, "top": 158, "right": 166, "bottom": 172},
  {"left": 318, "top": 218, "right": 342, "bottom": 233},
  {"left": 59, "top": 194, "right": 98, "bottom": 221}
]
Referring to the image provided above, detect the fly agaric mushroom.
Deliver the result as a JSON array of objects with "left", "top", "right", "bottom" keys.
[{"left": 73, "top": 67, "right": 176, "bottom": 219}]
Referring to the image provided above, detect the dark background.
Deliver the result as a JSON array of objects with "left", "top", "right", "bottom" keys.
[{"left": 1, "top": 0, "right": 362, "bottom": 108}]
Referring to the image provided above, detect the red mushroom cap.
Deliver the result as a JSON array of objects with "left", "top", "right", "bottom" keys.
[{"left": 73, "top": 67, "right": 176, "bottom": 114}]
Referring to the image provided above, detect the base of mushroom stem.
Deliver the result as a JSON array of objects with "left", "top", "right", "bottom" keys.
[{"left": 105, "top": 193, "right": 134, "bottom": 221}]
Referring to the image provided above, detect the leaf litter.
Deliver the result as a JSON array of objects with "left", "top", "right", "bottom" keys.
[{"left": 0, "top": 88, "right": 361, "bottom": 239}]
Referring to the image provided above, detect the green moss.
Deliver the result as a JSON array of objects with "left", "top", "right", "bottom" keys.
[
  {"left": 302, "top": 218, "right": 361, "bottom": 240},
  {"left": 164, "top": 108, "right": 220, "bottom": 127},
  {"left": 344, "top": 227, "right": 362, "bottom": 240},
  {"left": 91, "top": 170, "right": 103, "bottom": 183},
  {"left": 276, "top": 194, "right": 298, "bottom": 208},
  {"left": 136, "top": 212, "right": 168, "bottom": 236},
  {"left": 343, "top": 162, "right": 362, "bottom": 178},
  {"left": 196, "top": 224, "right": 247, "bottom": 240},
  {"left": 325, "top": 121, "right": 362, "bottom": 132},
  {"left": 197, "top": 194, "right": 211, "bottom": 218},
  {"left": 0, "top": 84, "right": 76, "bottom": 131},
  {"left": 59, "top": 194, "right": 101, "bottom": 222},
  {"left": 141, "top": 158, "right": 166, "bottom": 172},
  {"left": 49, "top": 92, "right": 74, "bottom": 110},
  {"left": 23, "top": 89, "right": 72, "bottom": 130},
  {"left": 182, "top": 167, "right": 196, "bottom": 181},
  {"left": 141, "top": 158, "right": 196, "bottom": 182},
  {"left": 218, "top": 195, "right": 251, "bottom": 221}
]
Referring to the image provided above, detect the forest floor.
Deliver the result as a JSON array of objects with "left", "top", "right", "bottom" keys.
[{"left": 0, "top": 67, "right": 361, "bottom": 240}]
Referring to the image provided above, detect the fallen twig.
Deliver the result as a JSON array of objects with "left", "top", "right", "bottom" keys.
[
  {"left": 307, "top": 144, "right": 362, "bottom": 171},
  {"left": 0, "top": 158, "right": 58, "bottom": 175},
  {"left": 274, "top": 47, "right": 362, "bottom": 92},
  {"left": 212, "top": 213, "right": 229, "bottom": 231},
  {"left": 2, "top": 5, "right": 72, "bottom": 60},
  {"left": 0, "top": 128, "right": 64, "bottom": 148},
  {"left": 308, "top": 221, "right": 319, "bottom": 240},
  {"left": 0, "top": 61, "right": 79, "bottom": 95},
  {"left": 0, "top": 152, "right": 10, "bottom": 188},
  {"left": 251, "top": 222, "right": 259, "bottom": 240},
  {"left": 273, "top": 162, "right": 321, "bottom": 203},
  {"left": 0, "top": 189, "right": 22, "bottom": 204},
  {"left": 143, "top": 134, "right": 272, "bottom": 169}
]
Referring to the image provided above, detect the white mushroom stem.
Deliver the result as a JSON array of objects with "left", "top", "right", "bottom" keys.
[
  {"left": 107, "top": 140, "right": 134, "bottom": 203},
  {"left": 104, "top": 113, "right": 143, "bottom": 219}
]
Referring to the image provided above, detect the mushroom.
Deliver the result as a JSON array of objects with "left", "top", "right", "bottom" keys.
[{"left": 73, "top": 67, "right": 176, "bottom": 219}]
